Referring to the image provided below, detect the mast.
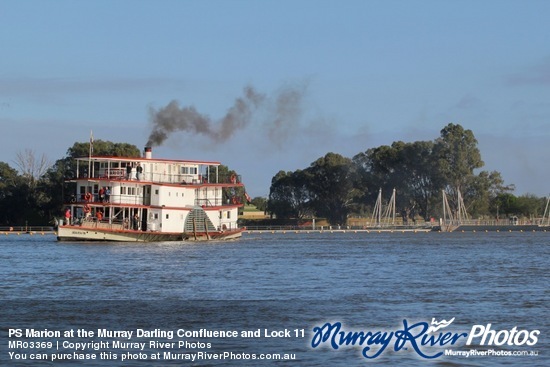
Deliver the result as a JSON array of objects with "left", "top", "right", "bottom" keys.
[
  {"left": 371, "top": 188, "right": 396, "bottom": 227},
  {"left": 386, "top": 188, "right": 396, "bottom": 225},
  {"left": 457, "top": 189, "right": 469, "bottom": 224},
  {"left": 442, "top": 190, "right": 446, "bottom": 229},
  {"left": 381, "top": 188, "right": 396, "bottom": 225},
  {"left": 542, "top": 195, "right": 550, "bottom": 226},
  {"left": 393, "top": 188, "right": 396, "bottom": 224},
  {"left": 442, "top": 190, "right": 455, "bottom": 231},
  {"left": 371, "top": 188, "right": 382, "bottom": 226}
]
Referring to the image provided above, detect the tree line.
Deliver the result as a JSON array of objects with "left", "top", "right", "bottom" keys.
[
  {"left": 0, "top": 123, "right": 547, "bottom": 226},
  {"left": 267, "top": 123, "right": 547, "bottom": 225}
]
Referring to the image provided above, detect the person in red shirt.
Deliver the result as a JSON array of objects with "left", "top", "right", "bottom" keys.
[{"left": 64, "top": 208, "right": 71, "bottom": 226}]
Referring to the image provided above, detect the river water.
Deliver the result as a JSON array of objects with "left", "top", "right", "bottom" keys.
[{"left": 0, "top": 231, "right": 547, "bottom": 366}]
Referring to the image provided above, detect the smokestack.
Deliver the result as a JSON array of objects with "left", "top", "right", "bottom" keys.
[{"left": 144, "top": 146, "right": 152, "bottom": 159}]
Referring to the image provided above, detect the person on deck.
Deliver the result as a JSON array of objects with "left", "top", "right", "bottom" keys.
[
  {"left": 136, "top": 163, "right": 143, "bottom": 181},
  {"left": 132, "top": 213, "right": 140, "bottom": 231},
  {"left": 64, "top": 208, "right": 71, "bottom": 226}
]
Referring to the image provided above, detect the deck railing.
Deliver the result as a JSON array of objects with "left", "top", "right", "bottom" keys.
[
  {"left": 76, "top": 171, "right": 242, "bottom": 186},
  {"left": 65, "top": 194, "right": 241, "bottom": 209}
]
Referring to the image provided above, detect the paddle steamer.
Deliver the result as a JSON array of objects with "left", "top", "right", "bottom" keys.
[{"left": 57, "top": 147, "right": 245, "bottom": 242}]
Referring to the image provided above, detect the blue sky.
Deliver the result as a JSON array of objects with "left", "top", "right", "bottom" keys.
[{"left": 1, "top": 0, "right": 549, "bottom": 198}]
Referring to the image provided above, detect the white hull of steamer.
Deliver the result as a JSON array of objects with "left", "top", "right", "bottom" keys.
[
  {"left": 59, "top": 146, "right": 246, "bottom": 243},
  {"left": 57, "top": 224, "right": 244, "bottom": 242}
]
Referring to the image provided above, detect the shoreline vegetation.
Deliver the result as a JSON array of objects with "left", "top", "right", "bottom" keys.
[{"left": 0, "top": 124, "right": 548, "bottom": 227}]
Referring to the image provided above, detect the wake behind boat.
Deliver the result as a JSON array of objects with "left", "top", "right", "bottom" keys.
[{"left": 57, "top": 146, "right": 245, "bottom": 242}]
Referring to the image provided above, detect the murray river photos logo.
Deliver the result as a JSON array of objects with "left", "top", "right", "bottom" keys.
[{"left": 310, "top": 318, "right": 540, "bottom": 360}]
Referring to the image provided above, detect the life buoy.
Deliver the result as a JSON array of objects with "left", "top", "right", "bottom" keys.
[
  {"left": 84, "top": 192, "right": 92, "bottom": 202},
  {"left": 84, "top": 204, "right": 91, "bottom": 213}
]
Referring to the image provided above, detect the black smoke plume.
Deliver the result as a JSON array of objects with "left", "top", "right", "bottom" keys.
[{"left": 146, "top": 84, "right": 304, "bottom": 147}]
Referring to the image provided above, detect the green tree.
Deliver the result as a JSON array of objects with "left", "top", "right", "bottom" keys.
[
  {"left": 251, "top": 197, "right": 267, "bottom": 212},
  {"left": 493, "top": 193, "right": 519, "bottom": 218},
  {"left": 67, "top": 140, "right": 142, "bottom": 158},
  {"left": 38, "top": 157, "right": 73, "bottom": 222},
  {"left": 0, "top": 162, "right": 20, "bottom": 225},
  {"left": 398, "top": 140, "right": 440, "bottom": 219},
  {"left": 268, "top": 170, "right": 312, "bottom": 220},
  {"left": 0, "top": 159, "right": 55, "bottom": 225},
  {"left": 0, "top": 162, "right": 18, "bottom": 199},
  {"left": 515, "top": 194, "right": 546, "bottom": 218},
  {"left": 306, "top": 153, "right": 359, "bottom": 225},
  {"left": 466, "top": 171, "right": 514, "bottom": 217},
  {"left": 434, "top": 123, "right": 484, "bottom": 193},
  {"left": 353, "top": 140, "right": 438, "bottom": 220},
  {"left": 431, "top": 123, "right": 484, "bottom": 219}
]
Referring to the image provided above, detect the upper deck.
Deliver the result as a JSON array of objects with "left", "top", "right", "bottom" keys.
[{"left": 73, "top": 147, "right": 241, "bottom": 186}]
